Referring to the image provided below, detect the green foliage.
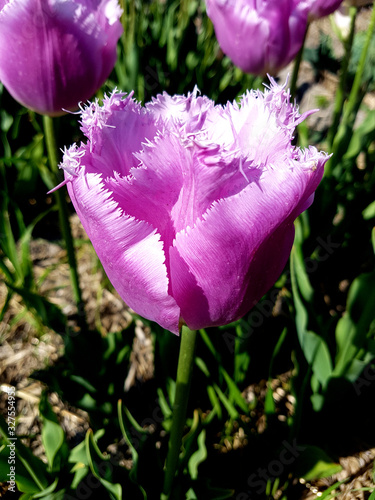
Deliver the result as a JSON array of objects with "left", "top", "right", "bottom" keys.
[
  {"left": 349, "top": 29, "right": 375, "bottom": 92},
  {"left": 114, "top": 0, "right": 257, "bottom": 104},
  {"left": 293, "top": 445, "right": 342, "bottom": 481},
  {"left": 334, "top": 271, "right": 375, "bottom": 378}
]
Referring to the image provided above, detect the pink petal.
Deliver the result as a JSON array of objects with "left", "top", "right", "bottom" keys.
[
  {"left": 205, "top": 0, "right": 308, "bottom": 75},
  {"left": 79, "top": 93, "right": 159, "bottom": 177},
  {"left": 0, "top": 0, "right": 122, "bottom": 115},
  {"left": 170, "top": 152, "right": 326, "bottom": 330},
  {"left": 59, "top": 81, "right": 329, "bottom": 334},
  {"left": 67, "top": 171, "right": 181, "bottom": 333}
]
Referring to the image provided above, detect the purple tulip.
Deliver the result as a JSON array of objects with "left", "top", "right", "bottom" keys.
[
  {"left": 305, "top": 0, "right": 344, "bottom": 20},
  {"left": 205, "top": 0, "right": 308, "bottom": 75},
  {"left": 59, "top": 79, "right": 329, "bottom": 334},
  {"left": 0, "top": 0, "right": 123, "bottom": 116}
]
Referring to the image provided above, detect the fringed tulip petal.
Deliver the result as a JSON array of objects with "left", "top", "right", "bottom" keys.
[
  {"left": 66, "top": 171, "right": 181, "bottom": 334},
  {"left": 60, "top": 79, "right": 330, "bottom": 333},
  {"left": 170, "top": 152, "right": 325, "bottom": 329}
]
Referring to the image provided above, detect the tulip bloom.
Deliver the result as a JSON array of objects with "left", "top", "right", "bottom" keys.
[
  {"left": 205, "top": 0, "right": 308, "bottom": 75},
  {"left": 0, "top": 0, "right": 123, "bottom": 116},
  {"left": 59, "top": 79, "right": 329, "bottom": 334},
  {"left": 305, "top": 0, "right": 344, "bottom": 20}
]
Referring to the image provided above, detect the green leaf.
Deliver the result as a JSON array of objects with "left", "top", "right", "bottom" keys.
[
  {"left": 0, "top": 109, "right": 13, "bottom": 132},
  {"left": 291, "top": 247, "right": 333, "bottom": 388},
  {"left": 0, "top": 446, "right": 36, "bottom": 494},
  {"left": 213, "top": 384, "right": 238, "bottom": 420},
  {"left": 362, "top": 200, "right": 375, "bottom": 220},
  {"left": 157, "top": 387, "right": 173, "bottom": 420},
  {"left": 206, "top": 385, "right": 222, "bottom": 421},
  {"left": 85, "top": 429, "right": 123, "bottom": 500},
  {"left": 199, "top": 329, "right": 221, "bottom": 362},
  {"left": 195, "top": 357, "right": 210, "bottom": 378},
  {"left": 3, "top": 282, "right": 66, "bottom": 333},
  {"left": 186, "top": 488, "right": 198, "bottom": 499},
  {"left": 70, "top": 464, "right": 89, "bottom": 490},
  {"left": 344, "top": 357, "right": 374, "bottom": 383},
  {"left": 180, "top": 410, "right": 204, "bottom": 474},
  {"left": 202, "top": 484, "right": 235, "bottom": 499},
  {"left": 318, "top": 479, "right": 350, "bottom": 499},
  {"left": 0, "top": 193, "right": 23, "bottom": 282},
  {"left": 96, "top": 478, "right": 122, "bottom": 500},
  {"left": 233, "top": 348, "right": 250, "bottom": 385},
  {"left": 266, "top": 328, "right": 288, "bottom": 415},
  {"left": 117, "top": 401, "right": 146, "bottom": 498},
  {"left": 334, "top": 271, "right": 375, "bottom": 377},
  {"left": 0, "top": 415, "right": 49, "bottom": 492},
  {"left": 188, "top": 429, "right": 207, "bottom": 480},
  {"left": 268, "top": 327, "right": 288, "bottom": 378},
  {"left": 343, "top": 110, "right": 375, "bottom": 163},
  {"left": 294, "top": 445, "right": 342, "bottom": 480},
  {"left": 32, "top": 478, "right": 59, "bottom": 498},
  {"left": 264, "top": 385, "right": 276, "bottom": 415},
  {"left": 302, "top": 330, "right": 333, "bottom": 387},
  {"left": 68, "top": 430, "right": 104, "bottom": 490},
  {"left": 348, "top": 31, "right": 375, "bottom": 91},
  {"left": 220, "top": 369, "right": 248, "bottom": 413},
  {"left": 293, "top": 218, "right": 314, "bottom": 302},
  {"left": 310, "top": 393, "right": 325, "bottom": 412},
  {"left": 39, "top": 393, "right": 66, "bottom": 472}
]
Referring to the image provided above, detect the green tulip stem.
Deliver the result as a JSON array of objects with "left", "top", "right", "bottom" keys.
[
  {"left": 290, "top": 23, "right": 309, "bottom": 99},
  {"left": 162, "top": 326, "right": 197, "bottom": 499},
  {"left": 326, "top": 4, "right": 375, "bottom": 176},
  {"left": 43, "top": 115, "right": 86, "bottom": 331},
  {"left": 327, "top": 6, "right": 357, "bottom": 148}
]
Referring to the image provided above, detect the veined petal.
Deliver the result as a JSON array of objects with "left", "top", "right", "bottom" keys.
[
  {"left": 66, "top": 171, "right": 181, "bottom": 333},
  {"left": 104, "top": 132, "right": 252, "bottom": 274},
  {"left": 146, "top": 88, "right": 214, "bottom": 128},
  {"left": 59, "top": 80, "right": 329, "bottom": 334},
  {"left": 0, "top": 0, "right": 122, "bottom": 115},
  {"left": 304, "top": 0, "right": 344, "bottom": 20},
  {"left": 205, "top": 0, "right": 308, "bottom": 75},
  {"left": 170, "top": 152, "right": 327, "bottom": 329},
  {"left": 77, "top": 91, "right": 158, "bottom": 177}
]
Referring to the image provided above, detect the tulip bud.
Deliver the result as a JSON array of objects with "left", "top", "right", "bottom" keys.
[
  {"left": 304, "top": 0, "right": 345, "bottom": 21},
  {"left": 205, "top": 0, "right": 309, "bottom": 75},
  {"left": 59, "top": 80, "right": 329, "bottom": 334},
  {"left": 0, "top": 0, "right": 123, "bottom": 116}
]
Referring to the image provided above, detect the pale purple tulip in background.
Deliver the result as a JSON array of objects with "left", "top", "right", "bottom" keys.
[
  {"left": 205, "top": 0, "right": 345, "bottom": 75},
  {"left": 205, "top": 0, "right": 309, "bottom": 75},
  {"left": 0, "top": 0, "right": 123, "bottom": 116},
  {"left": 305, "top": 0, "right": 344, "bottom": 20},
  {"left": 60, "top": 79, "right": 329, "bottom": 334}
]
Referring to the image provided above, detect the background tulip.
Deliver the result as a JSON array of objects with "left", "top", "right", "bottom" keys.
[
  {"left": 60, "top": 79, "right": 329, "bottom": 334},
  {"left": 205, "top": 0, "right": 308, "bottom": 75},
  {"left": 305, "top": 0, "right": 345, "bottom": 20},
  {"left": 0, "top": 0, "right": 123, "bottom": 116}
]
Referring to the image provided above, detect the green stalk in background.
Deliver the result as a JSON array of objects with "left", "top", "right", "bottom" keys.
[
  {"left": 327, "top": 6, "right": 357, "bottom": 148},
  {"left": 290, "top": 24, "right": 309, "bottom": 99},
  {"left": 326, "top": 4, "right": 375, "bottom": 177},
  {"left": 162, "top": 326, "right": 197, "bottom": 499},
  {"left": 43, "top": 115, "right": 87, "bottom": 331},
  {"left": 117, "top": 0, "right": 138, "bottom": 93}
]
